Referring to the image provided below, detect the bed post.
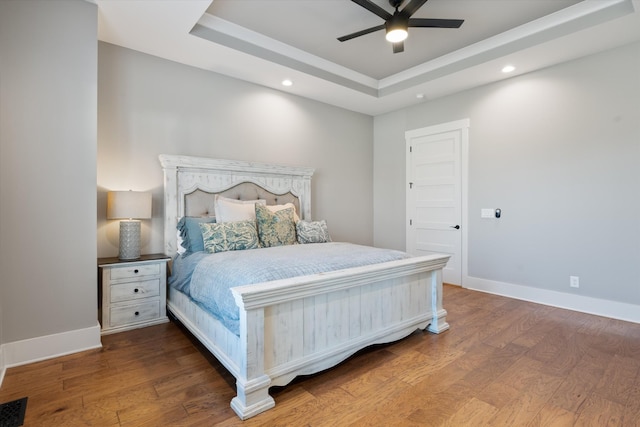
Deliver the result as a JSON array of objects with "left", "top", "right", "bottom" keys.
[
  {"left": 427, "top": 269, "right": 449, "bottom": 334},
  {"left": 159, "top": 154, "right": 179, "bottom": 256},
  {"left": 230, "top": 307, "right": 275, "bottom": 420}
]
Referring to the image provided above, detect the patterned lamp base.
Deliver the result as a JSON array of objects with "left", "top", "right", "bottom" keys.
[{"left": 119, "top": 220, "right": 141, "bottom": 260}]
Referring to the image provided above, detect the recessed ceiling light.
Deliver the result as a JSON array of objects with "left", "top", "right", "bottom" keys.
[
  {"left": 282, "top": 79, "right": 293, "bottom": 87},
  {"left": 502, "top": 65, "right": 516, "bottom": 73},
  {"left": 416, "top": 93, "right": 425, "bottom": 99}
]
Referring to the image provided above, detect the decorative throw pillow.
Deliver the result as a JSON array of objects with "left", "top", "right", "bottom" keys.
[
  {"left": 296, "top": 220, "right": 332, "bottom": 244},
  {"left": 199, "top": 220, "right": 259, "bottom": 253},
  {"left": 177, "top": 231, "right": 186, "bottom": 255},
  {"left": 266, "top": 203, "right": 300, "bottom": 222},
  {"left": 177, "top": 216, "right": 216, "bottom": 255},
  {"left": 255, "top": 203, "right": 296, "bottom": 247},
  {"left": 214, "top": 195, "right": 266, "bottom": 223}
]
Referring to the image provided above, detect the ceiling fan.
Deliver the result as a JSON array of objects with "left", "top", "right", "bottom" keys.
[{"left": 337, "top": 0, "right": 464, "bottom": 53}]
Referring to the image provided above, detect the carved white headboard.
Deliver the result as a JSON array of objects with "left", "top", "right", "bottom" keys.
[{"left": 159, "top": 155, "right": 315, "bottom": 256}]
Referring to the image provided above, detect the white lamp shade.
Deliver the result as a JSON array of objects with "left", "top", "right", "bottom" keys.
[{"left": 107, "top": 191, "right": 152, "bottom": 220}]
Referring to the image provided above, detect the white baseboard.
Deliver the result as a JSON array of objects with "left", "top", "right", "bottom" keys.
[
  {"left": 464, "top": 276, "right": 640, "bottom": 324},
  {"left": 0, "top": 323, "right": 102, "bottom": 387},
  {"left": 0, "top": 345, "right": 5, "bottom": 388}
]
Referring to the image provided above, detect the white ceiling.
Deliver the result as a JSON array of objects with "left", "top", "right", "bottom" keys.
[{"left": 96, "top": 0, "right": 640, "bottom": 116}]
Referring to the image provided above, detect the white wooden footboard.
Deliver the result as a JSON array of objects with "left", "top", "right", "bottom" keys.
[{"left": 229, "top": 253, "right": 450, "bottom": 420}]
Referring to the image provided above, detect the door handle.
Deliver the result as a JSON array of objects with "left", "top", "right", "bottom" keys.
[{"left": 450, "top": 225, "right": 460, "bottom": 229}]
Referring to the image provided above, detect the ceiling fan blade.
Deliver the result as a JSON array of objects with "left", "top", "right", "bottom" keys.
[
  {"left": 337, "top": 24, "right": 386, "bottom": 42},
  {"left": 350, "top": 0, "right": 392, "bottom": 20},
  {"left": 408, "top": 18, "right": 464, "bottom": 28},
  {"left": 392, "top": 41, "right": 404, "bottom": 53},
  {"left": 399, "top": 0, "right": 429, "bottom": 18}
]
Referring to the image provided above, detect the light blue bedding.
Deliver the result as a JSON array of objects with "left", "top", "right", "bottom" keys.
[
  {"left": 170, "top": 242, "right": 409, "bottom": 336},
  {"left": 168, "top": 251, "right": 208, "bottom": 294}
]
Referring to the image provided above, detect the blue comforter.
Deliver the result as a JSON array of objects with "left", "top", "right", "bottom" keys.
[{"left": 169, "top": 242, "right": 409, "bottom": 335}]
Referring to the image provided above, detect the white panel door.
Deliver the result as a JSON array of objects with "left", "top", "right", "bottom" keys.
[{"left": 406, "top": 121, "right": 466, "bottom": 285}]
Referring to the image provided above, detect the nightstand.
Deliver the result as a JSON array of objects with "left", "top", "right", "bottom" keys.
[{"left": 98, "top": 253, "right": 171, "bottom": 335}]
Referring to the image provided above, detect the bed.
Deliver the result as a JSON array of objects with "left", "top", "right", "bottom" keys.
[{"left": 159, "top": 154, "right": 450, "bottom": 420}]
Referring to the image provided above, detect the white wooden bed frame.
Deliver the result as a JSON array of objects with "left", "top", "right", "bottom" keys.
[{"left": 160, "top": 154, "right": 450, "bottom": 420}]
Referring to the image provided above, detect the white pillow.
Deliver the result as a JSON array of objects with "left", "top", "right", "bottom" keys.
[
  {"left": 266, "top": 203, "right": 300, "bottom": 222},
  {"left": 214, "top": 195, "right": 266, "bottom": 223}
]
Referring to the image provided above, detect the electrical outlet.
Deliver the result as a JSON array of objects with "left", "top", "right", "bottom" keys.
[{"left": 570, "top": 276, "right": 580, "bottom": 288}]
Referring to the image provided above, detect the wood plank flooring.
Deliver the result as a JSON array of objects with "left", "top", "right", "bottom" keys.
[{"left": 2, "top": 285, "right": 640, "bottom": 426}]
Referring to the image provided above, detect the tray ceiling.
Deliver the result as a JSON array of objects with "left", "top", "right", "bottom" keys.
[{"left": 97, "top": 0, "right": 640, "bottom": 115}]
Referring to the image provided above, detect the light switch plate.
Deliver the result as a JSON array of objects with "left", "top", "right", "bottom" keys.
[{"left": 481, "top": 209, "right": 494, "bottom": 218}]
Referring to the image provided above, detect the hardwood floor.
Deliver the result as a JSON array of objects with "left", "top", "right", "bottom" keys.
[{"left": 2, "top": 285, "right": 640, "bottom": 426}]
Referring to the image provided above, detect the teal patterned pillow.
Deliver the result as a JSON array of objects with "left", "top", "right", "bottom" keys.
[
  {"left": 255, "top": 204, "right": 296, "bottom": 247},
  {"left": 199, "top": 220, "right": 259, "bottom": 253},
  {"left": 296, "top": 220, "right": 332, "bottom": 244}
]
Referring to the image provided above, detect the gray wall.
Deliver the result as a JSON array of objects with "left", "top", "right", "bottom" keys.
[
  {"left": 97, "top": 43, "right": 374, "bottom": 258},
  {"left": 0, "top": 1, "right": 98, "bottom": 344},
  {"left": 374, "top": 41, "right": 640, "bottom": 306}
]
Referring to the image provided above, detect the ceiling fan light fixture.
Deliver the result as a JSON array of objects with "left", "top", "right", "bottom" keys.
[
  {"left": 386, "top": 27, "right": 408, "bottom": 42},
  {"left": 385, "top": 14, "right": 408, "bottom": 43},
  {"left": 337, "top": 0, "right": 463, "bottom": 53}
]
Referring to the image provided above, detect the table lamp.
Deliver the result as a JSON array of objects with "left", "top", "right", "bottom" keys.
[{"left": 107, "top": 190, "right": 152, "bottom": 260}]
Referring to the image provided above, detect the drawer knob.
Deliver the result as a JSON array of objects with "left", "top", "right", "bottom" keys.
[
  {"left": 134, "top": 311, "right": 140, "bottom": 316},
  {"left": 134, "top": 288, "right": 139, "bottom": 293},
  {"left": 134, "top": 269, "right": 139, "bottom": 274}
]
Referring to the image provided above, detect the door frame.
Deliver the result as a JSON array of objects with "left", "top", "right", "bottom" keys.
[{"left": 405, "top": 118, "right": 469, "bottom": 287}]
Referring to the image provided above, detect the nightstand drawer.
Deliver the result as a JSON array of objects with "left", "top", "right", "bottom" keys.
[
  {"left": 111, "top": 279, "right": 160, "bottom": 303},
  {"left": 110, "top": 263, "right": 160, "bottom": 280},
  {"left": 110, "top": 300, "right": 160, "bottom": 327}
]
